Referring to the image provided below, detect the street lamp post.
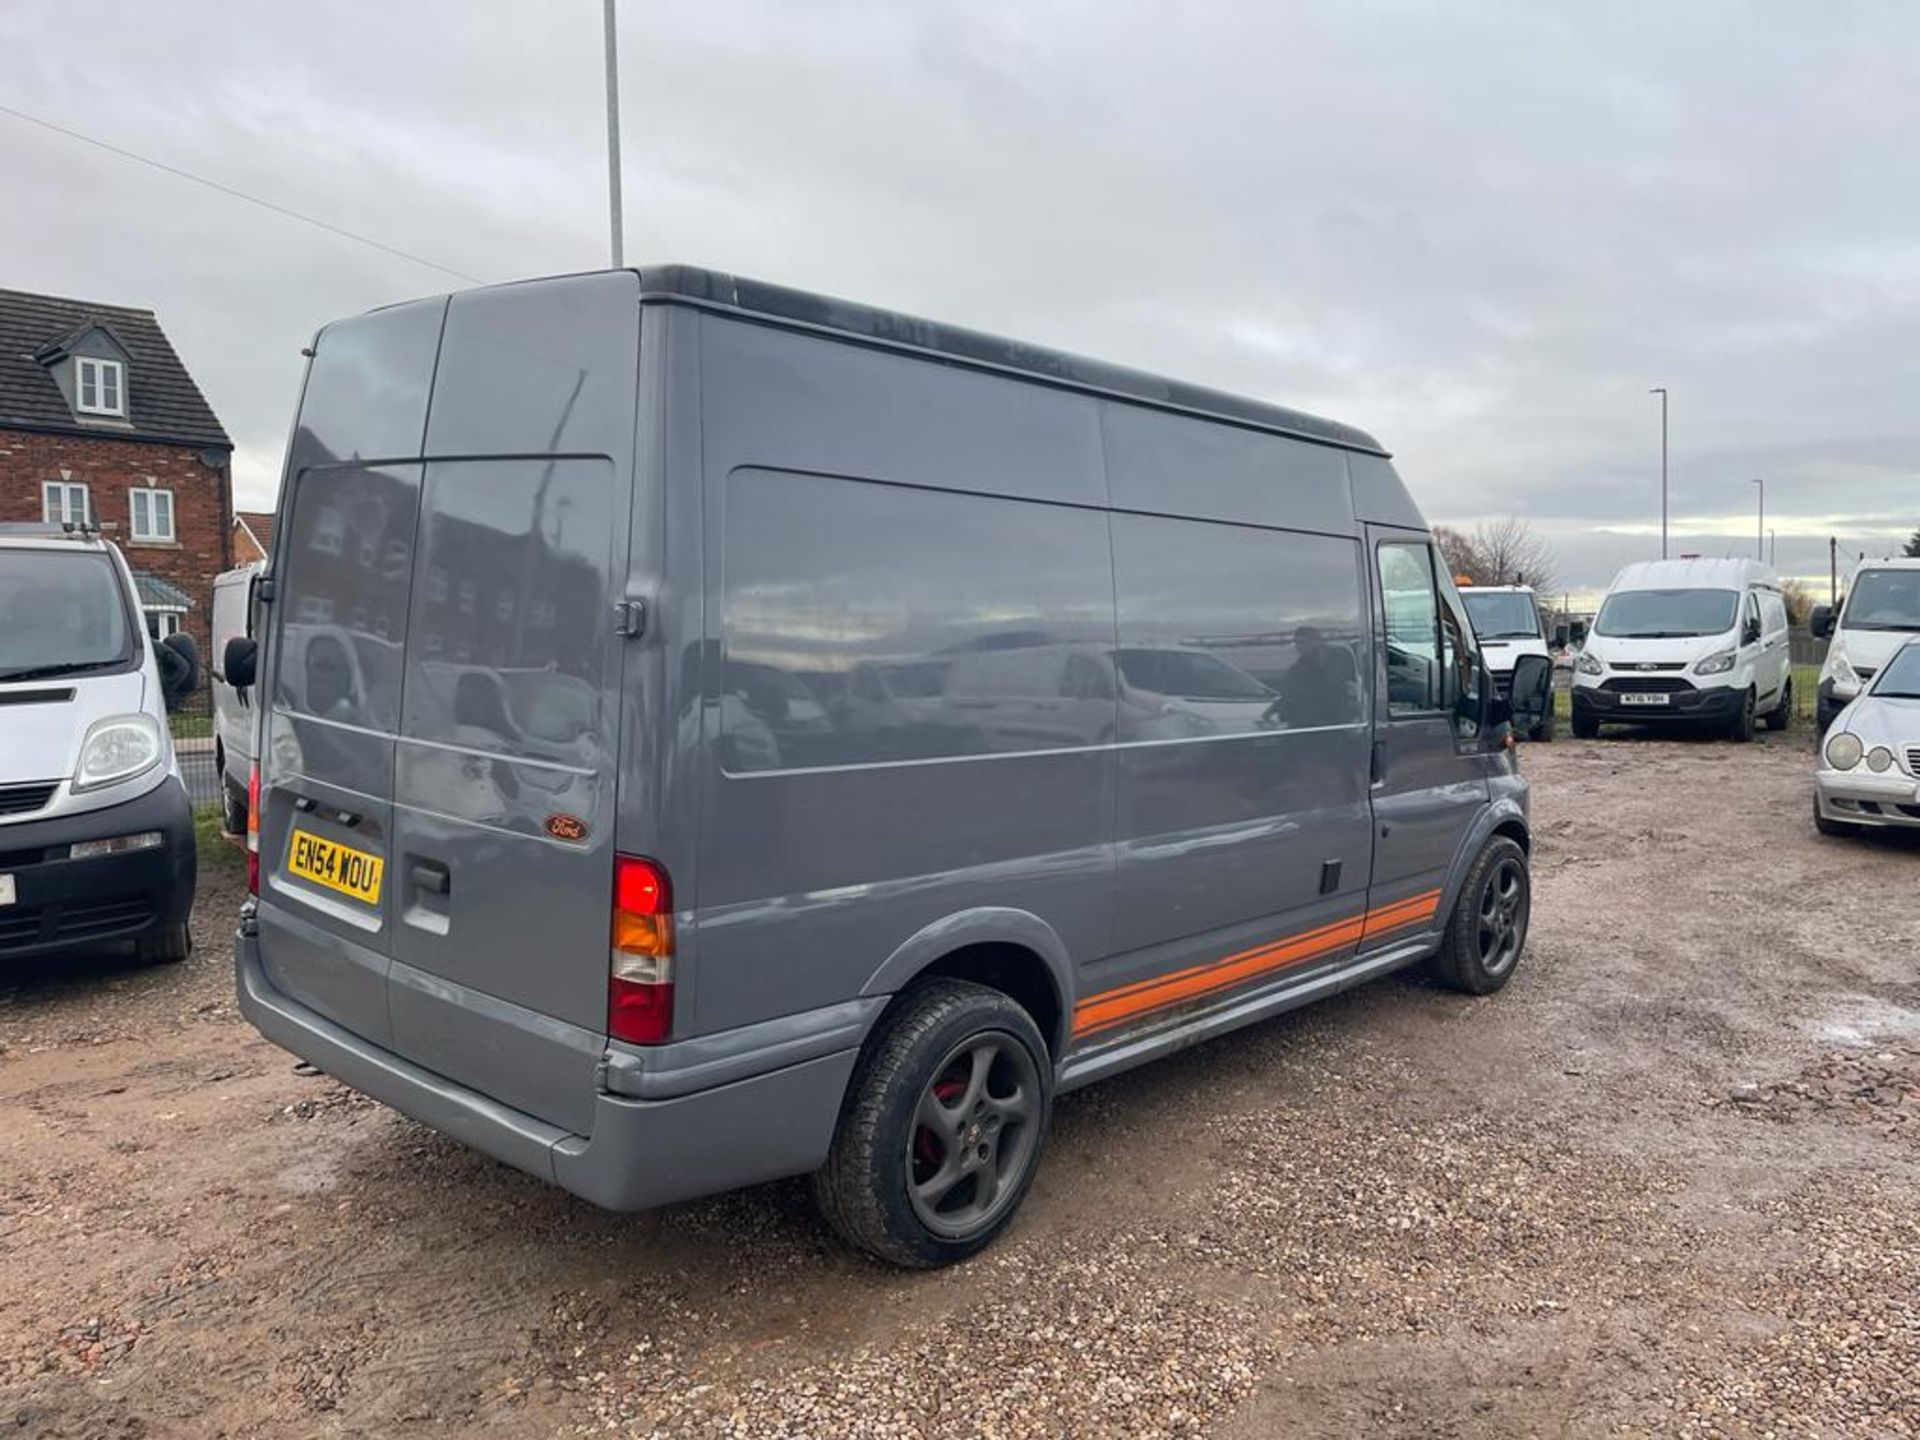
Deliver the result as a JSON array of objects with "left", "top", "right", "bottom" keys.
[
  {"left": 602, "top": 0, "right": 624, "bottom": 268},
  {"left": 1751, "top": 478, "right": 1765, "bottom": 562},
  {"left": 1649, "top": 387, "right": 1669, "bottom": 558}
]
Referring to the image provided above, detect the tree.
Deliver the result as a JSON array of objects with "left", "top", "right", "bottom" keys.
[
  {"left": 1779, "top": 576, "right": 1816, "bottom": 626},
  {"left": 1467, "top": 516, "right": 1560, "bottom": 597},
  {"left": 1431, "top": 524, "right": 1487, "bottom": 585},
  {"left": 1904, "top": 527, "right": 1920, "bottom": 559}
]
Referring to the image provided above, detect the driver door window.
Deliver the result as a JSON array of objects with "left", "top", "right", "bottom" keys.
[{"left": 1378, "top": 542, "right": 1440, "bottom": 716}]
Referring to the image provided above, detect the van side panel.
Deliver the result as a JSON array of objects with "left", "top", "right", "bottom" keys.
[
  {"left": 1347, "top": 454, "right": 1425, "bottom": 529},
  {"left": 1100, "top": 401, "right": 1354, "bottom": 533},
  {"left": 1088, "top": 514, "right": 1374, "bottom": 1031},
  {"left": 689, "top": 316, "right": 1115, "bottom": 1036}
]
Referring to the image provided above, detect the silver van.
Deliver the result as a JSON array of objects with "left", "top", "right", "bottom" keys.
[
  {"left": 1, "top": 523, "right": 200, "bottom": 965},
  {"left": 227, "top": 268, "right": 1551, "bottom": 1266}
]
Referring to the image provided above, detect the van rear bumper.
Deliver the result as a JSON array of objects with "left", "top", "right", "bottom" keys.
[{"left": 235, "top": 927, "right": 859, "bottom": 1211}]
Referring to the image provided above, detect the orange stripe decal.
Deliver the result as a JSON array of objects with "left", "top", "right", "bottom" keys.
[{"left": 1071, "top": 888, "right": 1444, "bottom": 1040}]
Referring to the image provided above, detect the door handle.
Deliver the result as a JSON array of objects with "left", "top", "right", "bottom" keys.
[
  {"left": 411, "top": 860, "right": 450, "bottom": 895},
  {"left": 1370, "top": 740, "right": 1387, "bottom": 787}
]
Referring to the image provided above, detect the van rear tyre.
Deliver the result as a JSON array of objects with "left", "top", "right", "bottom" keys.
[
  {"left": 813, "top": 980, "right": 1052, "bottom": 1268},
  {"left": 1763, "top": 679, "right": 1792, "bottom": 732},
  {"left": 1727, "top": 688, "right": 1757, "bottom": 742},
  {"left": 1430, "top": 837, "right": 1530, "bottom": 996}
]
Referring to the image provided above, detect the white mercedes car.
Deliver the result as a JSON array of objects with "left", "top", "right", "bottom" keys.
[{"left": 1815, "top": 636, "right": 1920, "bottom": 838}]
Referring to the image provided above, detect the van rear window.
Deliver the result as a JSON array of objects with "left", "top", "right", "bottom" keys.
[{"left": 272, "top": 464, "right": 417, "bottom": 729}]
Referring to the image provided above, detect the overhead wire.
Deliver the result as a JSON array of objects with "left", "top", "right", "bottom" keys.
[{"left": 0, "top": 101, "right": 484, "bottom": 285}]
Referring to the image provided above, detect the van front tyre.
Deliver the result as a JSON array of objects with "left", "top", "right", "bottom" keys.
[
  {"left": 137, "top": 922, "right": 192, "bottom": 965},
  {"left": 1430, "top": 837, "right": 1530, "bottom": 996},
  {"left": 813, "top": 980, "right": 1052, "bottom": 1268},
  {"left": 1572, "top": 711, "right": 1599, "bottom": 740}
]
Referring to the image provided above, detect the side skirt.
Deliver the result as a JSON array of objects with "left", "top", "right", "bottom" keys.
[{"left": 1054, "top": 935, "right": 1436, "bottom": 1096}]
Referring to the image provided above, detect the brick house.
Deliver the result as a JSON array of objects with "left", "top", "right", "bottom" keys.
[
  {"left": 0, "top": 288, "right": 234, "bottom": 658},
  {"left": 233, "top": 509, "right": 274, "bottom": 566}
]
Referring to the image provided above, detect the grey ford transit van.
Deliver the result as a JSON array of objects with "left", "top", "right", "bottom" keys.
[{"left": 229, "top": 268, "right": 1550, "bottom": 1266}]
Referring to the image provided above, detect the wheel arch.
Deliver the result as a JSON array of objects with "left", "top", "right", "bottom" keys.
[
  {"left": 860, "top": 909, "right": 1074, "bottom": 1059},
  {"left": 1439, "top": 796, "right": 1531, "bottom": 926}
]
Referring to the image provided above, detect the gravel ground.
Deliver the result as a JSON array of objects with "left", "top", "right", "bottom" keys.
[{"left": 3, "top": 733, "right": 1918, "bottom": 1438}]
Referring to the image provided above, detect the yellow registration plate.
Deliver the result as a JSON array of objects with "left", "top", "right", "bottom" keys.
[{"left": 286, "top": 829, "right": 385, "bottom": 905}]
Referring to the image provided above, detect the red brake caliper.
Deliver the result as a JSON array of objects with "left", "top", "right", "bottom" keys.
[{"left": 914, "top": 1076, "right": 967, "bottom": 1171}]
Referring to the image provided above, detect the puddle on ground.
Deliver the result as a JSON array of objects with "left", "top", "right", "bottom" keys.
[{"left": 1809, "top": 994, "right": 1920, "bottom": 1049}]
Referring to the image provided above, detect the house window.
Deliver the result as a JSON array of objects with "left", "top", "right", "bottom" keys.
[
  {"left": 129, "top": 486, "right": 176, "bottom": 542},
  {"left": 42, "top": 480, "right": 90, "bottom": 526},
  {"left": 144, "top": 610, "right": 183, "bottom": 641},
  {"left": 75, "top": 358, "right": 126, "bottom": 417}
]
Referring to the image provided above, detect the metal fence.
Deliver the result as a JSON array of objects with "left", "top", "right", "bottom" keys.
[{"left": 167, "top": 682, "right": 224, "bottom": 813}]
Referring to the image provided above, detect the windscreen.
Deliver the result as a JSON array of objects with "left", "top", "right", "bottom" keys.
[
  {"left": 1871, "top": 645, "right": 1920, "bottom": 697},
  {"left": 0, "top": 549, "right": 134, "bottom": 681},
  {"left": 1594, "top": 588, "right": 1738, "bottom": 639},
  {"left": 1461, "top": 590, "right": 1540, "bottom": 640},
  {"left": 1841, "top": 569, "right": 1920, "bottom": 631}
]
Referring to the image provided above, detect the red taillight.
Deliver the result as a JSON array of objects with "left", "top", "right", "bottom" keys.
[
  {"left": 246, "top": 763, "right": 261, "bottom": 896},
  {"left": 609, "top": 855, "right": 673, "bottom": 1045}
]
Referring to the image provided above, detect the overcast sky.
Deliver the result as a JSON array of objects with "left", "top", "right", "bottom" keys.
[{"left": 4, "top": 0, "right": 1916, "bottom": 597}]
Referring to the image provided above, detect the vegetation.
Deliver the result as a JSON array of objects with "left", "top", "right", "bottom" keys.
[
  {"left": 193, "top": 804, "right": 245, "bottom": 872},
  {"left": 1433, "top": 517, "right": 1560, "bottom": 597},
  {"left": 168, "top": 710, "right": 212, "bottom": 741},
  {"left": 1779, "top": 576, "right": 1816, "bottom": 625}
]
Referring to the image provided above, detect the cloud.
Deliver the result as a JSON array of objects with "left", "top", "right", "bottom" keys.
[{"left": 2, "top": 0, "right": 1916, "bottom": 588}]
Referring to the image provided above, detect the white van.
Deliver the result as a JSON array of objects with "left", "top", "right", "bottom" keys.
[
  {"left": 0, "top": 523, "right": 201, "bottom": 964},
  {"left": 1571, "top": 558, "right": 1791, "bottom": 740},
  {"left": 1460, "top": 584, "right": 1557, "bottom": 741},
  {"left": 210, "top": 562, "right": 263, "bottom": 833},
  {"left": 1811, "top": 558, "right": 1920, "bottom": 733}
]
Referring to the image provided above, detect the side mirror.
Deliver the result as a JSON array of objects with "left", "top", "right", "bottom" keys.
[
  {"left": 1810, "top": 605, "right": 1834, "bottom": 640},
  {"left": 1570, "top": 619, "right": 1589, "bottom": 645},
  {"left": 1743, "top": 617, "right": 1763, "bottom": 646},
  {"left": 1506, "top": 653, "right": 1554, "bottom": 735},
  {"left": 158, "top": 632, "right": 202, "bottom": 709},
  {"left": 224, "top": 635, "right": 259, "bottom": 689},
  {"left": 1552, "top": 623, "right": 1570, "bottom": 649}
]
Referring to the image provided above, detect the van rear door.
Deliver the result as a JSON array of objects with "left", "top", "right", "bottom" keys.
[{"left": 257, "top": 274, "right": 641, "bottom": 1137}]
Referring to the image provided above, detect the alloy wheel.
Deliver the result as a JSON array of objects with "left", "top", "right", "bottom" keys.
[{"left": 906, "top": 1032, "right": 1043, "bottom": 1239}]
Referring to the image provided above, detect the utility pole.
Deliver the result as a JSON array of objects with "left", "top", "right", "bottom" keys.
[
  {"left": 1751, "top": 478, "right": 1764, "bottom": 562},
  {"left": 603, "top": 0, "right": 625, "bottom": 267},
  {"left": 1829, "top": 537, "right": 1838, "bottom": 606},
  {"left": 1649, "top": 388, "right": 1669, "bottom": 558},
  {"left": 1768, "top": 528, "right": 1776, "bottom": 566}
]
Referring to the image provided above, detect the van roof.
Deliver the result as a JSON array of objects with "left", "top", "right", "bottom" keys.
[
  {"left": 1606, "top": 558, "right": 1779, "bottom": 593},
  {"left": 1849, "top": 557, "right": 1920, "bottom": 574},
  {"left": 633, "top": 265, "right": 1389, "bottom": 457},
  {"left": 0, "top": 523, "right": 113, "bottom": 555}
]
